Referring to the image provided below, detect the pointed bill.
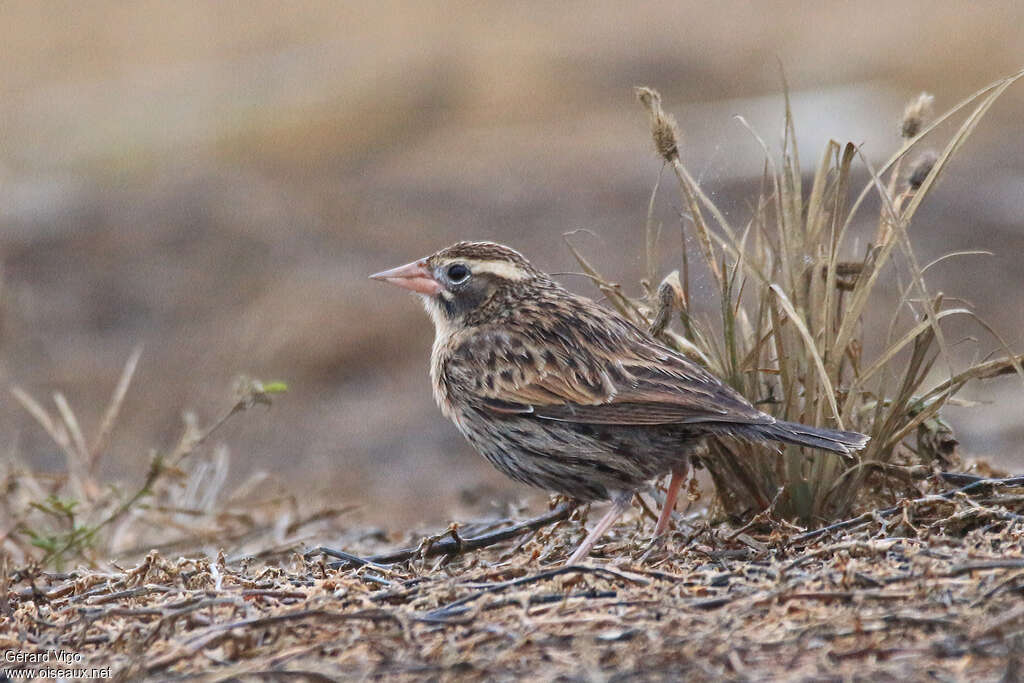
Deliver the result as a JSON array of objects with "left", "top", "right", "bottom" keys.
[{"left": 369, "top": 259, "right": 442, "bottom": 296}]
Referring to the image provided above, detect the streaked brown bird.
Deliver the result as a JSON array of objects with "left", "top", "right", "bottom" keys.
[{"left": 371, "top": 242, "right": 868, "bottom": 563}]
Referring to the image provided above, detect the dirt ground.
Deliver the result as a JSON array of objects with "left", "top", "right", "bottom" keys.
[{"left": 5, "top": 471, "right": 1024, "bottom": 682}]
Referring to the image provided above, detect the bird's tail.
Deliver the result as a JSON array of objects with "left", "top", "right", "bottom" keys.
[{"left": 745, "top": 420, "right": 869, "bottom": 460}]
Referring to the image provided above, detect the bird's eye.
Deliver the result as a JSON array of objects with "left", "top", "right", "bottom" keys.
[{"left": 447, "top": 263, "right": 470, "bottom": 283}]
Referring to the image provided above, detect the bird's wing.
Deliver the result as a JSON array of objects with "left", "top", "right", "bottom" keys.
[{"left": 445, "top": 326, "right": 770, "bottom": 426}]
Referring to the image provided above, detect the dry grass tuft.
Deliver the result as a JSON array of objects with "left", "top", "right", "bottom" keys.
[
  {"left": 564, "top": 72, "right": 1024, "bottom": 527},
  {"left": 1, "top": 352, "right": 315, "bottom": 571}
]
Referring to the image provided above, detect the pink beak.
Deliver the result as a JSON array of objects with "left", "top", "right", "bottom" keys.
[{"left": 369, "top": 259, "right": 443, "bottom": 296}]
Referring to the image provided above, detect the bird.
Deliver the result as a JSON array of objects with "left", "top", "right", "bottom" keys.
[{"left": 370, "top": 241, "right": 869, "bottom": 564}]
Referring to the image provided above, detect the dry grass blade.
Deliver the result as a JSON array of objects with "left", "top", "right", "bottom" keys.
[
  {"left": 90, "top": 345, "right": 143, "bottom": 470},
  {"left": 635, "top": 86, "right": 725, "bottom": 283},
  {"left": 919, "top": 353, "right": 1024, "bottom": 407},
  {"left": 768, "top": 284, "right": 843, "bottom": 429},
  {"left": 900, "top": 69, "right": 1024, "bottom": 224},
  {"left": 834, "top": 70, "right": 1024, "bottom": 367},
  {"left": 10, "top": 385, "right": 69, "bottom": 457},
  {"left": 563, "top": 232, "right": 643, "bottom": 324},
  {"left": 842, "top": 308, "right": 973, "bottom": 420},
  {"left": 53, "top": 392, "right": 90, "bottom": 468},
  {"left": 644, "top": 167, "right": 664, "bottom": 293}
]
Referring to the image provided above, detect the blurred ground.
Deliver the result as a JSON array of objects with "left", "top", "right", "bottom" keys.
[{"left": 1, "top": 2, "right": 1022, "bottom": 528}]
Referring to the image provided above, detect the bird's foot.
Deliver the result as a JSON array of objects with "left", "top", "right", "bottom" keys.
[{"left": 565, "top": 492, "right": 632, "bottom": 564}]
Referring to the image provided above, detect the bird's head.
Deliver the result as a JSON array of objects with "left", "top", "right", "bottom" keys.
[{"left": 370, "top": 241, "right": 545, "bottom": 329}]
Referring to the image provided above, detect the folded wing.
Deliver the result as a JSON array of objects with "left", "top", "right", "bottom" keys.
[{"left": 445, "top": 324, "right": 771, "bottom": 428}]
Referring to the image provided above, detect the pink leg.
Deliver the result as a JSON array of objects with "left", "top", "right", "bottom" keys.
[
  {"left": 652, "top": 466, "right": 687, "bottom": 538},
  {"left": 566, "top": 492, "right": 632, "bottom": 565}
]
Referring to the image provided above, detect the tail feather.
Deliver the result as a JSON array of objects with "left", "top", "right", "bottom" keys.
[{"left": 748, "top": 419, "right": 869, "bottom": 459}]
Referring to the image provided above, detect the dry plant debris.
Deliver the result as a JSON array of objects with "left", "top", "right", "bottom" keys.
[{"left": 4, "top": 473, "right": 1024, "bottom": 681}]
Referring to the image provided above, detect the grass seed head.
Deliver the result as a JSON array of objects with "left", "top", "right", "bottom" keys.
[
  {"left": 908, "top": 150, "right": 939, "bottom": 190},
  {"left": 901, "top": 92, "right": 935, "bottom": 139},
  {"left": 635, "top": 86, "right": 680, "bottom": 162}
]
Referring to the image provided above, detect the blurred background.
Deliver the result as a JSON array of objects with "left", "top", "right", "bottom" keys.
[{"left": 1, "top": 2, "right": 1022, "bottom": 528}]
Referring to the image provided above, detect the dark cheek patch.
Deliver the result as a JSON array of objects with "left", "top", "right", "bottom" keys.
[
  {"left": 440, "top": 295, "right": 457, "bottom": 318},
  {"left": 445, "top": 279, "right": 493, "bottom": 319}
]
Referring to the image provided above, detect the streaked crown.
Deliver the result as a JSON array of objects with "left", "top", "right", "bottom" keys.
[{"left": 426, "top": 241, "right": 543, "bottom": 283}]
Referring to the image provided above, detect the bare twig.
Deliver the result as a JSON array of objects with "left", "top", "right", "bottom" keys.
[{"left": 314, "top": 502, "right": 578, "bottom": 568}]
